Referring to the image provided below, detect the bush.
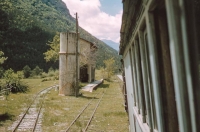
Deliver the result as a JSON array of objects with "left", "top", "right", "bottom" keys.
[
  {"left": 53, "top": 69, "right": 59, "bottom": 80},
  {"left": 41, "top": 78, "right": 53, "bottom": 82},
  {"left": 41, "top": 72, "right": 48, "bottom": 78},
  {"left": 53, "top": 76, "right": 59, "bottom": 80},
  {"left": 48, "top": 67, "right": 54, "bottom": 72},
  {"left": 23, "top": 65, "right": 31, "bottom": 78},
  {"left": 48, "top": 71, "right": 55, "bottom": 77},
  {"left": 10, "top": 83, "right": 28, "bottom": 93},
  {"left": 100, "top": 67, "right": 107, "bottom": 79},
  {"left": 31, "top": 66, "right": 43, "bottom": 77},
  {"left": 30, "top": 68, "right": 59, "bottom": 79},
  {"left": 54, "top": 69, "right": 59, "bottom": 76},
  {"left": 2, "top": 69, "right": 28, "bottom": 93}
]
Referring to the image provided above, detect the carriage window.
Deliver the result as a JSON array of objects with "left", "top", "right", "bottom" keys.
[
  {"left": 194, "top": 2, "right": 200, "bottom": 130},
  {"left": 193, "top": 1, "right": 200, "bottom": 81},
  {"left": 144, "top": 32, "right": 157, "bottom": 130},
  {"left": 129, "top": 48, "right": 136, "bottom": 106},
  {"left": 133, "top": 44, "right": 141, "bottom": 112},
  {"left": 182, "top": 0, "right": 200, "bottom": 131},
  {"left": 135, "top": 39, "right": 147, "bottom": 121},
  {"left": 165, "top": 0, "right": 200, "bottom": 131}
]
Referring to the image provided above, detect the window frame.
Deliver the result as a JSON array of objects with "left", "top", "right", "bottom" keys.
[{"left": 146, "top": 12, "right": 165, "bottom": 132}]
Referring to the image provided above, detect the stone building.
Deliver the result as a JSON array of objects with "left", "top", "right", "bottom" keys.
[
  {"left": 59, "top": 32, "right": 97, "bottom": 96},
  {"left": 79, "top": 38, "right": 97, "bottom": 83}
]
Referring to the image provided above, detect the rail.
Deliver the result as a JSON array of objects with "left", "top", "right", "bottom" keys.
[
  {"left": 83, "top": 92, "right": 105, "bottom": 132},
  {"left": 12, "top": 85, "right": 58, "bottom": 132},
  {"left": 65, "top": 91, "right": 105, "bottom": 132}
]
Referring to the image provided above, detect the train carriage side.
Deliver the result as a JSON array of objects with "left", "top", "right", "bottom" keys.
[{"left": 119, "top": 0, "right": 200, "bottom": 132}]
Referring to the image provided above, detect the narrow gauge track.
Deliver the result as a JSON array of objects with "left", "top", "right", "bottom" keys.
[
  {"left": 65, "top": 91, "right": 105, "bottom": 132},
  {"left": 12, "top": 85, "right": 58, "bottom": 132}
]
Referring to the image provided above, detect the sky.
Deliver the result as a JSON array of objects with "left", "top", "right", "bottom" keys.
[{"left": 62, "top": 0, "right": 122, "bottom": 44}]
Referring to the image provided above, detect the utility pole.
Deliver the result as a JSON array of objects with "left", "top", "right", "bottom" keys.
[{"left": 75, "top": 12, "right": 79, "bottom": 97}]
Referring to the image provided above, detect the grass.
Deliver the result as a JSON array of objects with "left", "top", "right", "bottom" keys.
[
  {"left": 41, "top": 71, "right": 129, "bottom": 132},
  {"left": 103, "top": 111, "right": 127, "bottom": 117},
  {"left": 0, "top": 70, "right": 129, "bottom": 131},
  {"left": 0, "top": 78, "right": 58, "bottom": 130}
]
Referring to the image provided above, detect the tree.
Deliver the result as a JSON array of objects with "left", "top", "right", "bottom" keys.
[
  {"left": 31, "top": 66, "right": 43, "bottom": 76},
  {"left": 44, "top": 32, "right": 59, "bottom": 62},
  {"left": 79, "top": 44, "right": 97, "bottom": 67},
  {"left": 0, "top": 51, "right": 7, "bottom": 78},
  {"left": 0, "top": 51, "right": 7, "bottom": 64},
  {"left": 103, "top": 57, "right": 116, "bottom": 79},
  {"left": 23, "top": 65, "right": 31, "bottom": 78}
]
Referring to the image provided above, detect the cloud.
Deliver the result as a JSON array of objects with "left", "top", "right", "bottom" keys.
[{"left": 62, "top": 0, "right": 122, "bottom": 43}]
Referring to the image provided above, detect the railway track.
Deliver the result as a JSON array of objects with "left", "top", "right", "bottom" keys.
[
  {"left": 65, "top": 91, "right": 105, "bottom": 132},
  {"left": 10, "top": 85, "right": 58, "bottom": 132}
]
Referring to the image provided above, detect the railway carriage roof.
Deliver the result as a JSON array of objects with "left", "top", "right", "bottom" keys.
[{"left": 119, "top": 0, "right": 142, "bottom": 55}]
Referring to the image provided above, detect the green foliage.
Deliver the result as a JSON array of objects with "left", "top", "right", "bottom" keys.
[
  {"left": 48, "top": 67, "right": 54, "bottom": 72},
  {"left": 0, "top": 0, "right": 120, "bottom": 72},
  {"left": 3, "top": 69, "right": 23, "bottom": 84},
  {"left": 2, "top": 69, "right": 28, "bottom": 93},
  {"left": 31, "top": 66, "right": 43, "bottom": 76},
  {"left": 100, "top": 67, "right": 107, "bottom": 79},
  {"left": 41, "top": 69, "right": 59, "bottom": 82},
  {"left": 44, "top": 33, "right": 60, "bottom": 62},
  {"left": 101, "top": 58, "right": 117, "bottom": 79},
  {"left": 23, "top": 65, "right": 31, "bottom": 78},
  {"left": 0, "top": 51, "right": 7, "bottom": 78},
  {"left": 29, "top": 66, "right": 59, "bottom": 80},
  {"left": 0, "top": 0, "right": 56, "bottom": 71},
  {"left": 0, "top": 67, "right": 5, "bottom": 78},
  {"left": 0, "top": 51, "right": 7, "bottom": 64}
]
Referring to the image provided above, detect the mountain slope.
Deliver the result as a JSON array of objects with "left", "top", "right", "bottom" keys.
[
  {"left": 0, "top": 0, "right": 121, "bottom": 71},
  {"left": 102, "top": 39, "right": 119, "bottom": 51}
]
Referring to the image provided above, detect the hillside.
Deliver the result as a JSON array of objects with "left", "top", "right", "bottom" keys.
[
  {"left": 0, "top": 0, "right": 121, "bottom": 71},
  {"left": 102, "top": 39, "right": 119, "bottom": 51}
]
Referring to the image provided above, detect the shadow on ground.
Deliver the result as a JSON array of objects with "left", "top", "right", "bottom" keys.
[
  {"left": 99, "top": 83, "right": 110, "bottom": 88},
  {"left": 0, "top": 112, "right": 14, "bottom": 126},
  {"left": 78, "top": 95, "right": 99, "bottom": 100}
]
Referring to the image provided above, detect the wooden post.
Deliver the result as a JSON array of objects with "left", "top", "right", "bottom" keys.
[{"left": 75, "top": 12, "right": 79, "bottom": 97}]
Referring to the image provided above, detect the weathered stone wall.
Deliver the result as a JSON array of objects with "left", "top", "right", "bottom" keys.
[{"left": 79, "top": 39, "right": 95, "bottom": 82}]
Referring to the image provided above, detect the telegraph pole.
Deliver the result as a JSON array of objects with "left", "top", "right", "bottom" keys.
[{"left": 75, "top": 12, "right": 79, "bottom": 97}]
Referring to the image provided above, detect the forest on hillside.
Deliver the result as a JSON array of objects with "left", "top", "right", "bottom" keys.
[{"left": 0, "top": 0, "right": 121, "bottom": 73}]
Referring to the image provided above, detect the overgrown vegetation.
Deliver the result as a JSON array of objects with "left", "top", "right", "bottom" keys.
[
  {"left": 2, "top": 69, "right": 28, "bottom": 93},
  {"left": 0, "top": 52, "right": 27, "bottom": 93}
]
